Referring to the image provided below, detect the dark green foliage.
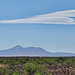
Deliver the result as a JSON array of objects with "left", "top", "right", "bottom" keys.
[{"left": 0, "top": 57, "right": 75, "bottom": 75}]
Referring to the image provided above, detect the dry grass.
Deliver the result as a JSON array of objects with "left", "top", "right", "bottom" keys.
[{"left": 0, "top": 64, "right": 8, "bottom": 68}]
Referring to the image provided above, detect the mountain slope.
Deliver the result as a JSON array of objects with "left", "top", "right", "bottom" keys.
[
  {"left": 0, "top": 45, "right": 75, "bottom": 57},
  {"left": 0, "top": 45, "right": 53, "bottom": 56}
]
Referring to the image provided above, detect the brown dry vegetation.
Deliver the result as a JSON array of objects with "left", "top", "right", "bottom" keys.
[{"left": 0, "top": 64, "right": 8, "bottom": 68}]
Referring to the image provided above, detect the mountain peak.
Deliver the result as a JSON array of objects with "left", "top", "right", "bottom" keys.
[
  {"left": 15, "top": 45, "right": 22, "bottom": 47},
  {"left": 12, "top": 45, "right": 23, "bottom": 49}
]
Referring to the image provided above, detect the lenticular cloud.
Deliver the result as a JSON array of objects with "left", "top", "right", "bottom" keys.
[{"left": 0, "top": 10, "right": 75, "bottom": 24}]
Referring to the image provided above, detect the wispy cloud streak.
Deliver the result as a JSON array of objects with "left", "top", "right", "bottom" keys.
[{"left": 0, "top": 10, "right": 75, "bottom": 24}]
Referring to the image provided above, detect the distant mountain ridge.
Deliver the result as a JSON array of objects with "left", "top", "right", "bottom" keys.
[{"left": 0, "top": 45, "right": 75, "bottom": 57}]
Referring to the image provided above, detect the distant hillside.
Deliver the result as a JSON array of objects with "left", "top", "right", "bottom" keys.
[{"left": 0, "top": 45, "right": 75, "bottom": 57}]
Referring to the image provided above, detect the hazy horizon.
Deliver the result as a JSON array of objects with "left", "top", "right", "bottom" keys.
[{"left": 0, "top": 45, "right": 75, "bottom": 54}]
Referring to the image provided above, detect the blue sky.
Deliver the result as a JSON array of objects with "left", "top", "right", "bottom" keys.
[{"left": 0, "top": 0, "right": 75, "bottom": 53}]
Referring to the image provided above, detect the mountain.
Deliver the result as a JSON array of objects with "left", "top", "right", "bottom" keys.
[{"left": 0, "top": 45, "right": 75, "bottom": 57}]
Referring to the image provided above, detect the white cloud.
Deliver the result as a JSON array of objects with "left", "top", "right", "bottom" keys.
[{"left": 0, "top": 10, "right": 75, "bottom": 24}]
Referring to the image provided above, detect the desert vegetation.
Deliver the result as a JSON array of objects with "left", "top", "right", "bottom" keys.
[{"left": 0, "top": 57, "right": 75, "bottom": 75}]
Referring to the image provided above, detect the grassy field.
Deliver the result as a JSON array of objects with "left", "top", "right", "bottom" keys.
[{"left": 0, "top": 57, "right": 75, "bottom": 75}]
